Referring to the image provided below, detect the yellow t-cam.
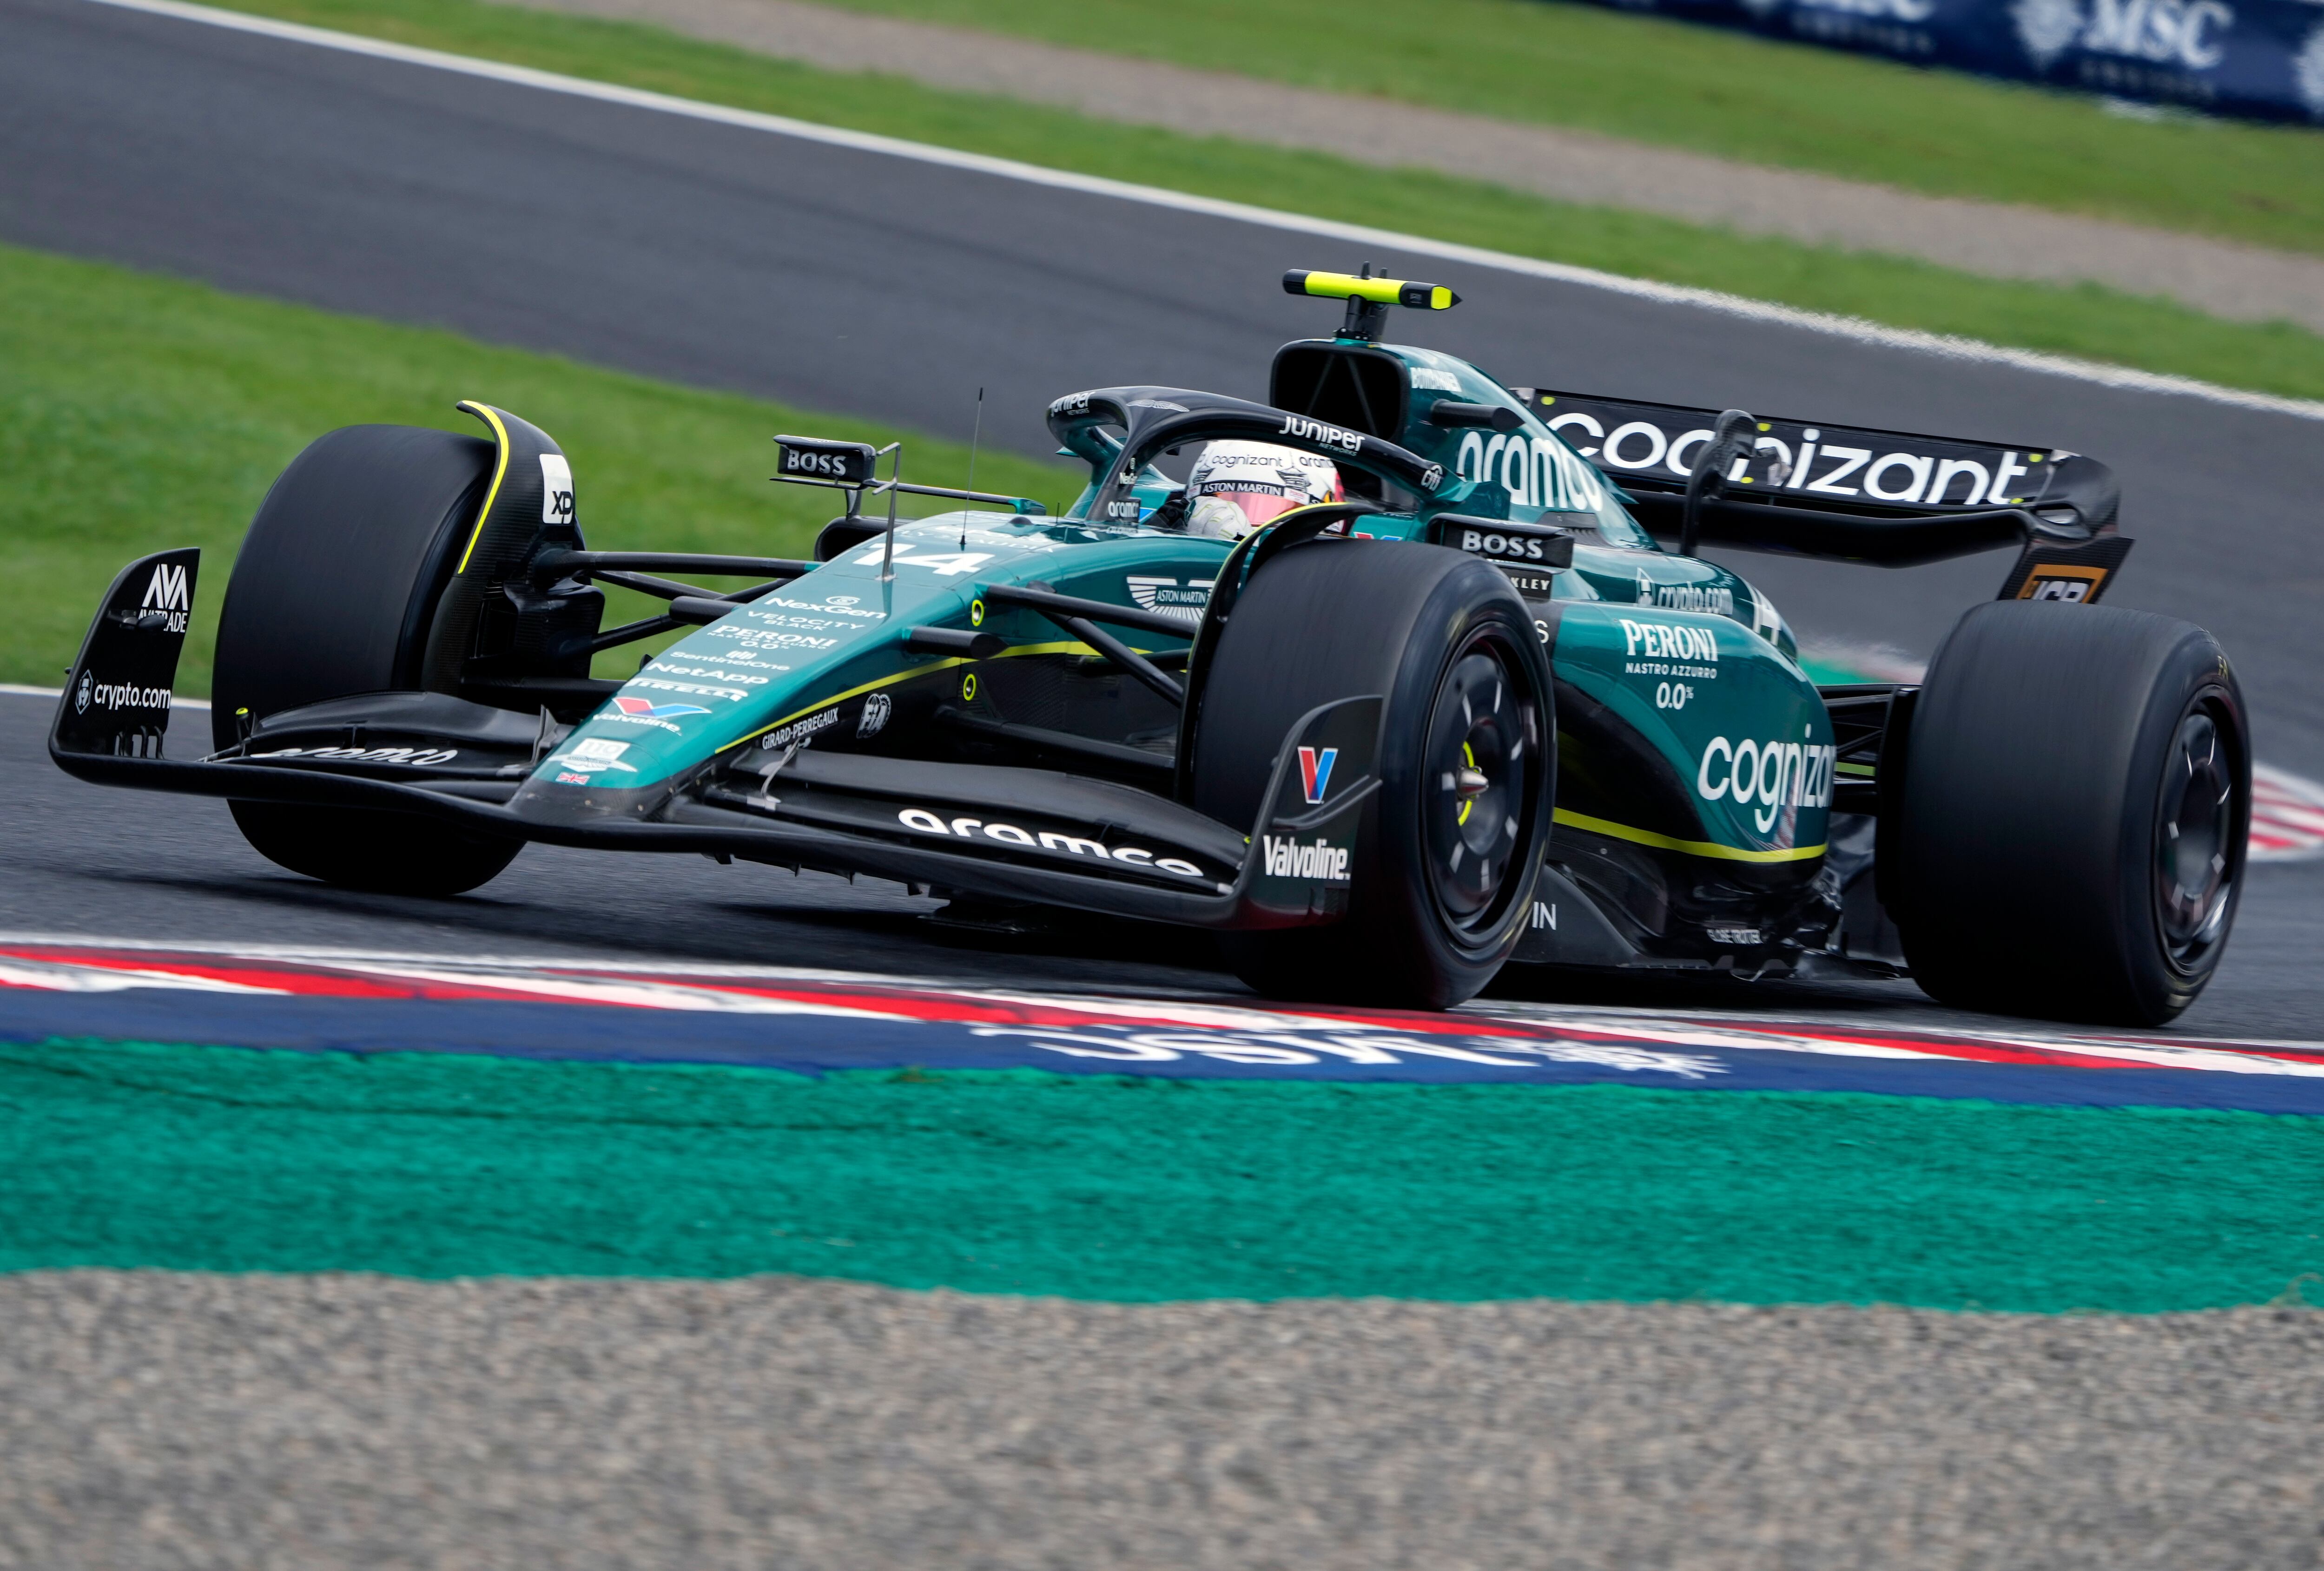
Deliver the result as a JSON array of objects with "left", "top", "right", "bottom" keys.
[{"left": 1281, "top": 270, "right": 1460, "bottom": 311}]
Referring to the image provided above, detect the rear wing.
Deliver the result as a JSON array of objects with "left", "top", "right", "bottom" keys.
[{"left": 1516, "top": 389, "right": 2123, "bottom": 578}]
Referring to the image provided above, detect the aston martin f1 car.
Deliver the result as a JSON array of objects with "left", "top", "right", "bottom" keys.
[{"left": 53, "top": 269, "right": 2250, "bottom": 1021}]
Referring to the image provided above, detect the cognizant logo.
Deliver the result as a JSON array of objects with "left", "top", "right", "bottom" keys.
[{"left": 1697, "top": 733, "right": 1836, "bottom": 834}]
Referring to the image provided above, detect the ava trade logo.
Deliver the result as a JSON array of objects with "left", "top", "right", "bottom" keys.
[
  {"left": 612, "top": 696, "right": 710, "bottom": 720},
  {"left": 1297, "top": 745, "right": 1338, "bottom": 806}
]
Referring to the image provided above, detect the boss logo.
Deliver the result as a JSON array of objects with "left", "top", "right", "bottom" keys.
[
  {"left": 774, "top": 437, "right": 877, "bottom": 484},
  {"left": 1459, "top": 527, "right": 1556, "bottom": 561}
]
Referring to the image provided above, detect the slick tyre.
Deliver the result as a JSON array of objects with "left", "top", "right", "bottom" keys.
[
  {"left": 213, "top": 425, "right": 521, "bottom": 897},
  {"left": 1891, "top": 600, "right": 2249, "bottom": 1026},
  {"left": 1192, "top": 540, "right": 1554, "bottom": 1010}
]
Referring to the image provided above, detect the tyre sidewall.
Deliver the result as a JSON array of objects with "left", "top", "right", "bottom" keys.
[
  {"left": 1194, "top": 541, "right": 1554, "bottom": 1007},
  {"left": 1897, "top": 600, "right": 2250, "bottom": 1024}
]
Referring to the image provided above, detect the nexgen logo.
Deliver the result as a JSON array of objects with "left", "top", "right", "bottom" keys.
[
  {"left": 142, "top": 564, "right": 189, "bottom": 612},
  {"left": 1297, "top": 746, "right": 1338, "bottom": 805}
]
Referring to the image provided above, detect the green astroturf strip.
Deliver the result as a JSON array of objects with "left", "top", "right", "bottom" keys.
[
  {"left": 5, "top": 1038, "right": 2321, "bottom": 1311},
  {"left": 0, "top": 242, "right": 1068, "bottom": 697},
  {"left": 205, "top": 0, "right": 2324, "bottom": 402}
]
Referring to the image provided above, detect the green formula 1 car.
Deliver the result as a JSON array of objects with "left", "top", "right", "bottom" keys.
[{"left": 52, "top": 270, "right": 2249, "bottom": 1020}]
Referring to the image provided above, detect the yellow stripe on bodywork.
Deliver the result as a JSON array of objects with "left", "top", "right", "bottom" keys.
[
  {"left": 1552, "top": 807, "right": 1826, "bottom": 864},
  {"left": 716, "top": 639, "right": 1161, "bottom": 754},
  {"left": 453, "top": 400, "right": 512, "bottom": 576}
]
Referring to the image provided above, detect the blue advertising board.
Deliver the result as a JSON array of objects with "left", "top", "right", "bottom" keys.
[{"left": 1576, "top": 0, "right": 2324, "bottom": 123}]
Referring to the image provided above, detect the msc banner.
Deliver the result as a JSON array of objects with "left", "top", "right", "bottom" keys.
[{"left": 1570, "top": 0, "right": 2324, "bottom": 123}]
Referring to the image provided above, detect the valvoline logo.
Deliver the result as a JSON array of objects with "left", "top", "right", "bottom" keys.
[
  {"left": 613, "top": 696, "right": 710, "bottom": 720},
  {"left": 1297, "top": 745, "right": 1337, "bottom": 805}
]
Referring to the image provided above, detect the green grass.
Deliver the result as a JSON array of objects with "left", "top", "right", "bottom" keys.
[
  {"left": 811, "top": 0, "right": 2324, "bottom": 256},
  {"left": 6, "top": 1037, "right": 2322, "bottom": 1310},
  {"left": 208, "top": 0, "right": 2324, "bottom": 402},
  {"left": 0, "top": 243, "right": 1067, "bottom": 698}
]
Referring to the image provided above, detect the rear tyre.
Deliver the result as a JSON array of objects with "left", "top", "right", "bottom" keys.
[
  {"left": 1893, "top": 600, "right": 2249, "bottom": 1025},
  {"left": 214, "top": 425, "right": 522, "bottom": 896},
  {"left": 1192, "top": 541, "right": 1554, "bottom": 1009}
]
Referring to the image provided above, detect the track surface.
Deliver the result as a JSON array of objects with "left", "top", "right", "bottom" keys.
[
  {"left": 4, "top": 1272, "right": 2316, "bottom": 1571},
  {"left": 8, "top": 692, "right": 2323, "bottom": 1039},
  {"left": 5, "top": 0, "right": 2324, "bottom": 776}
]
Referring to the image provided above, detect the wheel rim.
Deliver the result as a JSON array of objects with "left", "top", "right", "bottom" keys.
[
  {"left": 2152, "top": 704, "right": 2238, "bottom": 973},
  {"left": 1421, "top": 636, "right": 1534, "bottom": 939}
]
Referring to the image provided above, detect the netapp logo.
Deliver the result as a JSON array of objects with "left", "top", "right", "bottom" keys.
[
  {"left": 895, "top": 809, "right": 1209, "bottom": 879},
  {"left": 1261, "top": 834, "right": 1350, "bottom": 882}
]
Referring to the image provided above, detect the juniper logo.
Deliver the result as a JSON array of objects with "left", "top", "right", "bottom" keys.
[{"left": 1278, "top": 414, "right": 1363, "bottom": 454}]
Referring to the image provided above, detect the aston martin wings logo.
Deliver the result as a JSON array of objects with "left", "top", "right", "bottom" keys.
[{"left": 1125, "top": 577, "right": 1213, "bottom": 628}]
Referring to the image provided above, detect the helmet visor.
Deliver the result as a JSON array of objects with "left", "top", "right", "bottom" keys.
[{"left": 1191, "top": 485, "right": 1305, "bottom": 535}]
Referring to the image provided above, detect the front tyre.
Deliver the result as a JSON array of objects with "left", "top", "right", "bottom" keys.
[
  {"left": 1893, "top": 600, "right": 2250, "bottom": 1025},
  {"left": 1193, "top": 541, "right": 1554, "bottom": 1009},
  {"left": 214, "top": 424, "right": 523, "bottom": 897}
]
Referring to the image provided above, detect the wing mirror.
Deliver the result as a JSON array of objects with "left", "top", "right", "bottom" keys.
[{"left": 1424, "top": 400, "right": 1525, "bottom": 433}]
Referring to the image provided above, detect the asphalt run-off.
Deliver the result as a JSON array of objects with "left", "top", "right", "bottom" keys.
[{"left": 8, "top": 936, "right": 2324, "bottom": 1114}]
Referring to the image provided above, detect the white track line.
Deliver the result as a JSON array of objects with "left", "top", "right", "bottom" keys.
[{"left": 78, "top": 0, "right": 2324, "bottom": 425}]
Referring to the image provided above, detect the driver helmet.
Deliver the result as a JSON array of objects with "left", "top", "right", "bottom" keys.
[{"left": 1183, "top": 440, "right": 1342, "bottom": 540}]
